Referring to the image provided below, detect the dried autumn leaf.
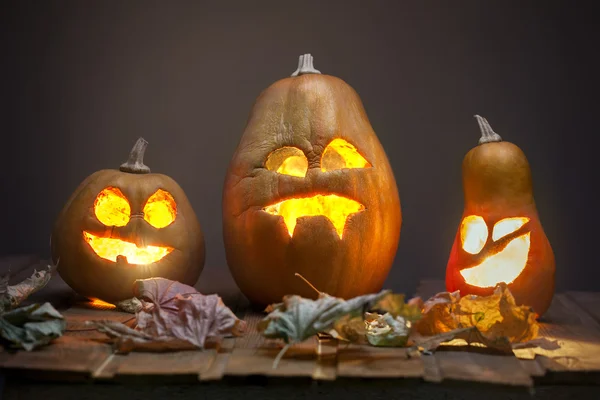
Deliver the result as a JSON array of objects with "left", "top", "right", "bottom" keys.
[
  {"left": 0, "top": 303, "right": 66, "bottom": 351},
  {"left": 88, "top": 278, "right": 246, "bottom": 351},
  {"left": 259, "top": 290, "right": 389, "bottom": 367},
  {"left": 331, "top": 292, "right": 420, "bottom": 346},
  {"left": 414, "top": 283, "right": 539, "bottom": 346},
  {"left": 365, "top": 312, "right": 411, "bottom": 347},
  {"left": 371, "top": 293, "right": 422, "bottom": 323},
  {"left": 86, "top": 320, "right": 198, "bottom": 353},
  {"left": 411, "top": 327, "right": 513, "bottom": 353},
  {"left": 0, "top": 266, "right": 52, "bottom": 313}
]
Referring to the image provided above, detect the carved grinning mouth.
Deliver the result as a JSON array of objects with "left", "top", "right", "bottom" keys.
[
  {"left": 460, "top": 232, "right": 531, "bottom": 287},
  {"left": 262, "top": 194, "right": 365, "bottom": 238},
  {"left": 83, "top": 231, "right": 173, "bottom": 265}
]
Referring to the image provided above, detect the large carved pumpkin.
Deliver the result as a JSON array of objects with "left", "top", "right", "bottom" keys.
[
  {"left": 52, "top": 138, "right": 205, "bottom": 303},
  {"left": 222, "top": 54, "right": 402, "bottom": 307},
  {"left": 446, "top": 115, "right": 555, "bottom": 316}
]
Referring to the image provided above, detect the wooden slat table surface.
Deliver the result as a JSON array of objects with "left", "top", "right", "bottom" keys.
[{"left": 2, "top": 256, "right": 600, "bottom": 388}]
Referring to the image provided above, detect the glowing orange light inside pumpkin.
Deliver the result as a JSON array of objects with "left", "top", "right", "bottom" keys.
[
  {"left": 321, "top": 138, "right": 371, "bottom": 171},
  {"left": 83, "top": 232, "right": 173, "bottom": 264},
  {"left": 94, "top": 187, "right": 131, "bottom": 227},
  {"left": 266, "top": 147, "right": 308, "bottom": 177},
  {"left": 263, "top": 194, "right": 364, "bottom": 238},
  {"left": 88, "top": 298, "right": 117, "bottom": 310},
  {"left": 460, "top": 216, "right": 531, "bottom": 287},
  {"left": 143, "top": 189, "right": 177, "bottom": 228}
]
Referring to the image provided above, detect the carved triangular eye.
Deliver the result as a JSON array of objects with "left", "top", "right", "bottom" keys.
[
  {"left": 265, "top": 147, "right": 308, "bottom": 177},
  {"left": 492, "top": 217, "right": 529, "bottom": 241},
  {"left": 321, "top": 138, "right": 371, "bottom": 171},
  {"left": 460, "top": 215, "right": 488, "bottom": 254}
]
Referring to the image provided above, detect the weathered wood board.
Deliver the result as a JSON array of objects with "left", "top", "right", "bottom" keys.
[{"left": 2, "top": 257, "right": 600, "bottom": 386}]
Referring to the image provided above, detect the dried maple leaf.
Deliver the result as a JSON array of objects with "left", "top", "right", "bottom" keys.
[
  {"left": 86, "top": 320, "right": 198, "bottom": 353},
  {"left": 414, "top": 283, "right": 539, "bottom": 348},
  {"left": 259, "top": 290, "right": 389, "bottom": 368},
  {"left": 88, "top": 278, "right": 245, "bottom": 351},
  {"left": 133, "top": 278, "right": 246, "bottom": 348}
]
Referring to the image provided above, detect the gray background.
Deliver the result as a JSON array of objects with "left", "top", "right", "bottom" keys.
[{"left": 1, "top": 0, "right": 598, "bottom": 298}]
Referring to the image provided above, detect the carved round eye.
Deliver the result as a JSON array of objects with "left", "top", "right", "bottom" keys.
[
  {"left": 321, "top": 138, "right": 371, "bottom": 171},
  {"left": 265, "top": 147, "right": 308, "bottom": 177},
  {"left": 143, "top": 189, "right": 177, "bottom": 228},
  {"left": 492, "top": 217, "right": 530, "bottom": 241},
  {"left": 94, "top": 187, "right": 131, "bottom": 227},
  {"left": 460, "top": 215, "right": 488, "bottom": 254}
]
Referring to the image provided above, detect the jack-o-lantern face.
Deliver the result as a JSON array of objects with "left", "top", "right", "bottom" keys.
[
  {"left": 83, "top": 187, "right": 177, "bottom": 264},
  {"left": 52, "top": 138, "right": 205, "bottom": 303},
  {"left": 458, "top": 215, "right": 531, "bottom": 287},
  {"left": 262, "top": 139, "right": 370, "bottom": 238},
  {"left": 222, "top": 54, "right": 402, "bottom": 307},
  {"left": 446, "top": 116, "right": 555, "bottom": 316}
]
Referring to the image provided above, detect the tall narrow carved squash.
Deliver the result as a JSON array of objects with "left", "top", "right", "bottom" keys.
[
  {"left": 222, "top": 54, "right": 402, "bottom": 307},
  {"left": 446, "top": 115, "right": 555, "bottom": 316}
]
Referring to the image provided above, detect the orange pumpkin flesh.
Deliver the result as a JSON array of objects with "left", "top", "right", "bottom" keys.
[
  {"left": 222, "top": 54, "right": 402, "bottom": 307},
  {"left": 52, "top": 138, "right": 205, "bottom": 303},
  {"left": 446, "top": 116, "right": 555, "bottom": 316}
]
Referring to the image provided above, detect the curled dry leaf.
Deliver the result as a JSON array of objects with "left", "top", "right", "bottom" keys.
[
  {"left": 88, "top": 278, "right": 245, "bottom": 352},
  {"left": 331, "top": 293, "right": 421, "bottom": 347},
  {"left": 0, "top": 302, "right": 66, "bottom": 351},
  {"left": 259, "top": 290, "right": 389, "bottom": 368},
  {"left": 0, "top": 266, "right": 52, "bottom": 313},
  {"left": 413, "top": 283, "right": 539, "bottom": 350},
  {"left": 365, "top": 312, "right": 411, "bottom": 347}
]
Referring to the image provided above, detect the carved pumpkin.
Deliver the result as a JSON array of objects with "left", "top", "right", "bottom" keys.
[
  {"left": 222, "top": 54, "right": 402, "bottom": 307},
  {"left": 52, "top": 138, "right": 205, "bottom": 303},
  {"left": 446, "top": 115, "right": 555, "bottom": 316}
]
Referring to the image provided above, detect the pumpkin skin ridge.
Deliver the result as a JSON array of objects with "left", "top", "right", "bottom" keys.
[
  {"left": 223, "top": 58, "right": 401, "bottom": 307},
  {"left": 54, "top": 159, "right": 204, "bottom": 303},
  {"left": 445, "top": 117, "right": 555, "bottom": 316}
]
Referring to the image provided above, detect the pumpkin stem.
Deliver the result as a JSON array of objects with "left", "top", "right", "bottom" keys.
[
  {"left": 291, "top": 54, "right": 321, "bottom": 76},
  {"left": 474, "top": 115, "right": 503, "bottom": 144},
  {"left": 120, "top": 137, "right": 151, "bottom": 174}
]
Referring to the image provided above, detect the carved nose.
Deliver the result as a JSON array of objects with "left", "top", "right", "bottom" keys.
[{"left": 114, "top": 215, "right": 146, "bottom": 247}]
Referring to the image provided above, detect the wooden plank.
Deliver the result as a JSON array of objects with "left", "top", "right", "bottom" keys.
[
  {"left": 225, "top": 311, "right": 338, "bottom": 379},
  {"left": 105, "top": 350, "right": 216, "bottom": 382},
  {"left": 0, "top": 301, "right": 134, "bottom": 380},
  {"left": 0, "top": 334, "right": 113, "bottom": 380},
  {"left": 200, "top": 338, "right": 235, "bottom": 381},
  {"left": 336, "top": 344, "right": 424, "bottom": 379},
  {"left": 565, "top": 291, "right": 600, "bottom": 326},
  {"left": 512, "top": 294, "right": 600, "bottom": 375},
  {"left": 435, "top": 350, "right": 533, "bottom": 387},
  {"left": 313, "top": 335, "right": 338, "bottom": 381}
]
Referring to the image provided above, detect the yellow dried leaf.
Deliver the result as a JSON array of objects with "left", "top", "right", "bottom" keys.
[{"left": 414, "top": 283, "right": 539, "bottom": 344}]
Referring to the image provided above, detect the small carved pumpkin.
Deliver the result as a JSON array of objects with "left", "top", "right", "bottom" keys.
[
  {"left": 446, "top": 116, "right": 555, "bottom": 316},
  {"left": 222, "top": 54, "right": 402, "bottom": 307},
  {"left": 52, "top": 138, "right": 205, "bottom": 303}
]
